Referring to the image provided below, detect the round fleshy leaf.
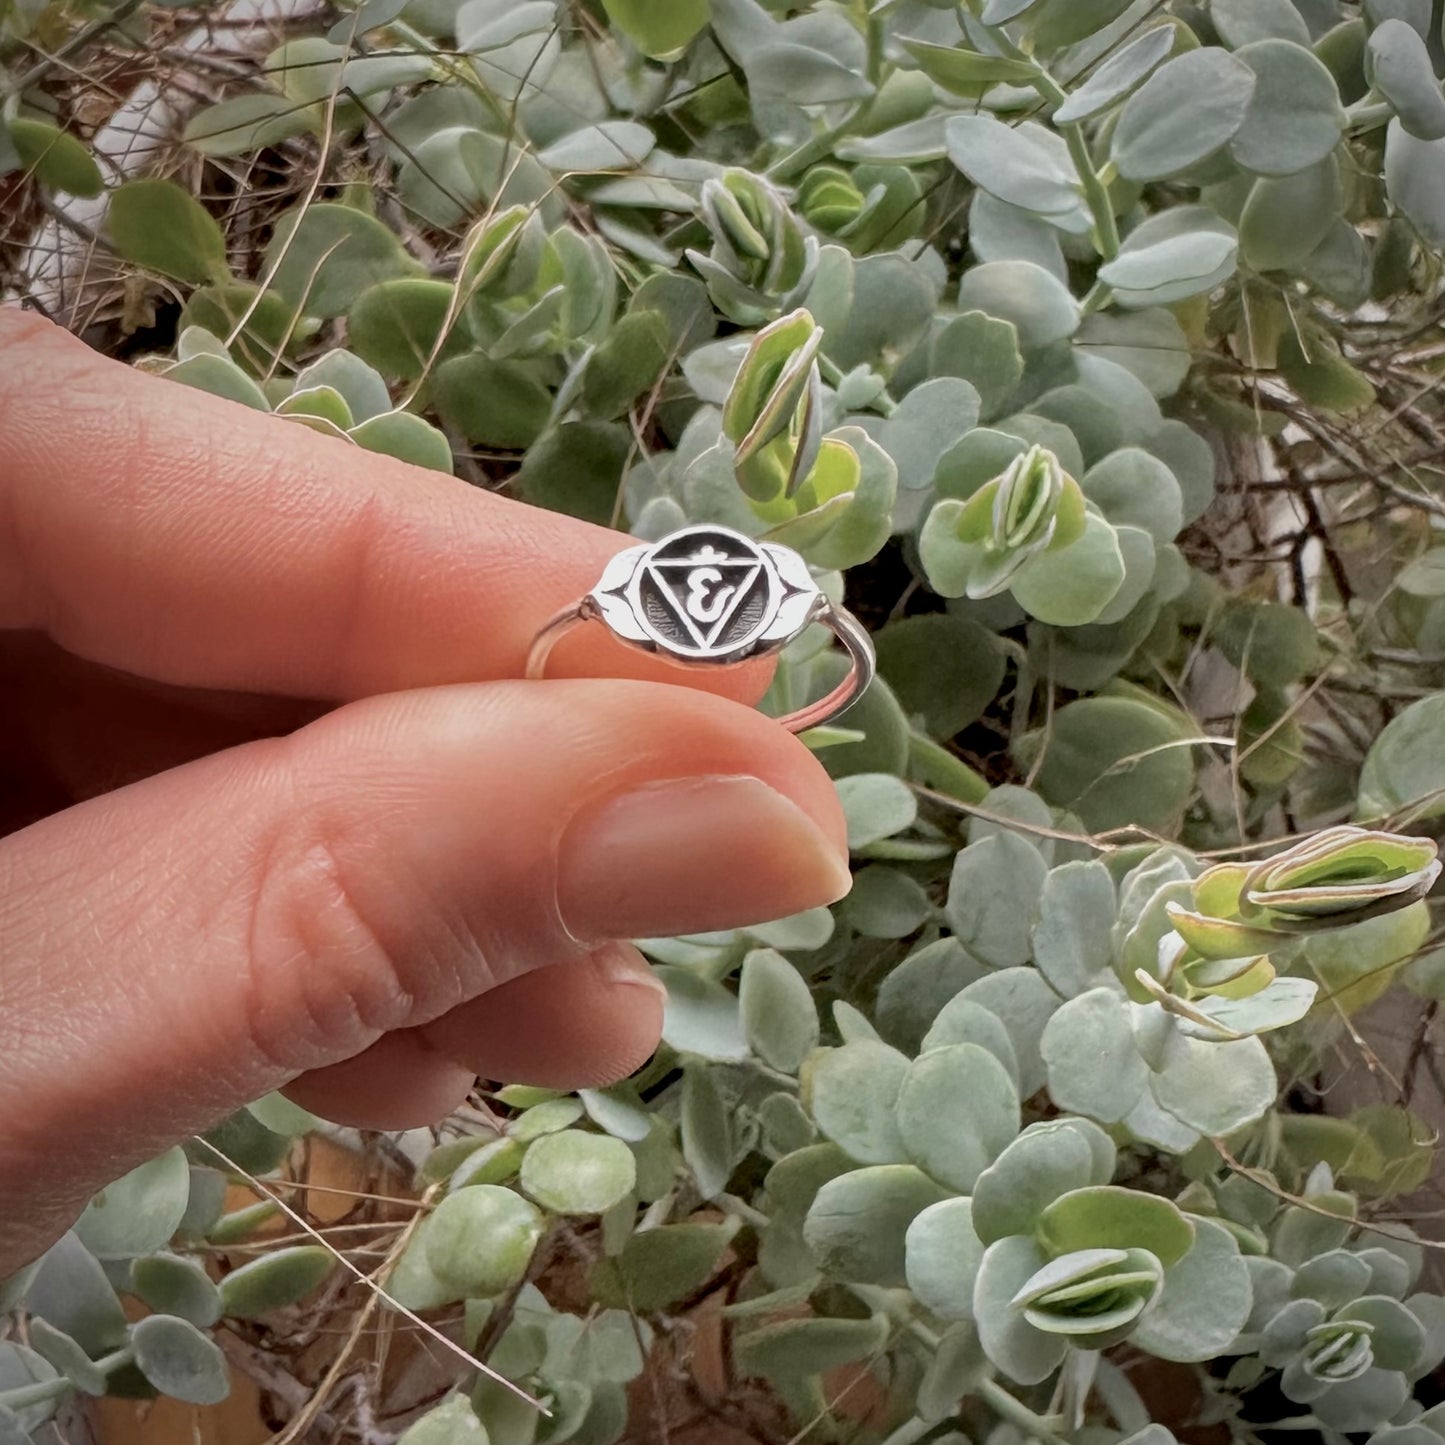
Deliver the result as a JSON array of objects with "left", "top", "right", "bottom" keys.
[
  {"left": 905, "top": 1198, "right": 986, "bottom": 1321},
  {"left": 740, "top": 948, "right": 820, "bottom": 1073},
  {"left": 803, "top": 1165, "right": 951, "bottom": 1286},
  {"left": 219, "top": 1246, "right": 334, "bottom": 1319},
  {"left": 1130, "top": 1217, "right": 1253, "bottom": 1362},
  {"left": 1112, "top": 48, "right": 1258, "bottom": 181},
  {"left": 973, "top": 1236, "right": 1069, "bottom": 1385},
  {"left": 1041, "top": 988, "right": 1149, "bottom": 1124},
  {"left": 109, "top": 179, "right": 229, "bottom": 285},
  {"left": 424, "top": 1185, "right": 544, "bottom": 1297},
  {"left": 895, "top": 1044, "right": 1020, "bottom": 1193},
  {"left": 1036, "top": 1186, "right": 1195, "bottom": 1267},
  {"left": 1150, "top": 1033, "right": 1279, "bottom": 1136},
  {"left": 808, "top": 1039, "right": 910, "bottom": 1164},
  {"left": 75, "top": 1148, "right": 190, "bottom": 1260},
  {"left": 520, "top": 1130, "right": 637, "bottom": 1216},
  {"left": 971, "top": 1122, "right": 1101, "bottom": 1245},
  {"left": 131, "top": 1253, "right": 223, "bottom": 1328},
  {"left": 945, "top": 116, "right": 1081, "bottom": 217},
  {"left": 1229, "top": 39, "right": 1346, "bottom": 175},
  {"left": 955, "top": 261, "right": 1081, "bottom": 349},
  {"left": 946, "top": 833, "right": 1049, "bottom": 969},
  {"left": 132, "top": 1315, "right": 230, "bottom": 1406},
  {"left": 1011, "top": 513, "right": 1128, "bottom": 627},
  {"left": 1054, "top": 27, "right": 1175, "bottom": 125}
]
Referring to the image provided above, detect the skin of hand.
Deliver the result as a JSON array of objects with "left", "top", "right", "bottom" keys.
[{"left": 0, "top": 310, "right": 851, "bottom": 1275}]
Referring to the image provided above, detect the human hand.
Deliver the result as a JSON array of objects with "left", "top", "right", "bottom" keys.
[{"left": 0, "top": 312, "right": 850, "bottom": 1274}]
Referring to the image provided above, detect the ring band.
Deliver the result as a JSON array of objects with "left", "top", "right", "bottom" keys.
[{"left": 525, "top": 524, "right": 875, "bottom": 734}]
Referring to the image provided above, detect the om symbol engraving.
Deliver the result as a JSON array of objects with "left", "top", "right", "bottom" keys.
[{"left": 684, "top": 567, "right": 738, "bottom": 624}]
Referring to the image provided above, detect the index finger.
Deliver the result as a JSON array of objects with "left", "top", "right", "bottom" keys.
[{"left": 0, "top": 312, "right": 764, "bottom": 703}]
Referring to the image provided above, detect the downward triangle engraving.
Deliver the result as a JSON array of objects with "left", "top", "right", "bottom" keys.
[{"left": 647, "top": 560, "right": 763, "bottom": 649}]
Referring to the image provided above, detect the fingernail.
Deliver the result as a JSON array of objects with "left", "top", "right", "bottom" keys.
[
  {"left": 558, "top": 776, "right": 852, "bottom": 941},
  {"left": 594, "top": 942, "right": 669, "bottom": 999}
]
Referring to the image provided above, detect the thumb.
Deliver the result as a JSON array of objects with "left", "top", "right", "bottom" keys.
[{"left": 0, "top": 679, "right": 847, "bottom": 1270}]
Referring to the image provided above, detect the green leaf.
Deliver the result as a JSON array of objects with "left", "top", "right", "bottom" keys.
[
  {"left": 1041, "top": 988, "right": 1149, "bottom": 1123},
  {"left": 349, "top": 412, "right": 453, "bottom": 472},
  {"left": 590, "top": 1222, "right": 736, "bottom": 1311},
  {"left": 836, "top": 772, "right": 917, "bottom": 849},
  {"left": 432, "top": 355, "right": 552, "bottom": 449},
  {"left": 1385, "top": 120, "right": 1445, "bottom": 249},
  {"left": 183, "top": 94, "right": 314, "bottom": 157},
  {"left": 1053, "top": 26, "right": 1175, "bottom": 125},
  {"left": 131, "top": 1254, "right": 223, "bottom": 1328},
  {"left": 916, "top": 997, "right": 1019, "bottom": 1083},
  {"left": 26, "top": 1318, "right": 105, "bottom": 1396},
  {"left": 397, "top": 1395, "right": 487, "bottom": 1445},
  {"left": 1032, "top": 861, "right": 1118, "bottom": 999},
  {"left": 926, "top": 968, "right": 1060, "bottom": 1098},
  {"left": 538, "top": 120, "right": 655, "bottom": 173},
  {"left": 875, "top": 614, "right": 1005, "bottom": 738},
  {"left": 423, "top": 1185, "right": 543, "bottom": 1299},
  {"left": 945, "top": 116, "right": 1080, "bottom": 217},
  {"left": 1359, "top": 693, "right": 1445, "bottom": 820},
  {"left": 972, "top": 1121, "right": 1108, "bottom": 1244},
  {"left": 1230, "top": 40, "right": 1345, "bottom": 175},
  {"left": 656, "top": 964, "right": 749, "bottom": 1061},
  {"left": 507, "top": 1098, "right": 584, "bottom": 1142},
  {"left": 955, "top": 261, "right": 1081, "bottom": 349},
  {"left": 904, "top": 37, "right": 1039, "bottom": 94},
  {"left": 265, "top": 202, "right": 421, "bottom": 319},
  {"left": 75, "top": 1148, "right": 190, "bottom": 1259},
  {"left": 517, "top": 420, "right": 628, "bottom": 525},
  {"left": 132, "top": 1315, "right": 230, "bottom": 1405},
  {"left": 905, "top": 1197, "right": 986, "bottom": 1321},
  {"left": 581, "top": 310, "right": 672, "bottom": 421},
  {"left": 1112, "top": 48, "right": 1258, "bottom": 181},
  {"left": 734, "top": 1314, "right": 890, "bottom": 1382},
  {"left": 973, "top": 1236, "right": 1068, "bottom": 1384},
  {"left": 946, "top": 832, "right": 1049, "bottom": 969},
  {"left": 602, "top": 0, "right": 709, "bottom": 57},
  {"left": 347, "top": 278, "right": 469, "bottom": 380},
  {"left": 808, "top": 1039, "right": 910, "bottom": 1164},
  {"left": 681, "top": 1065, "right": 732, "bottom": 1199},
  {"left": 1240, "top": 158, "right": 1343, "bottom": 271},
  {"left": 109, "top": 179, "right": 229, "bottom": 284},
  {"left": 1214, "top": 0, "right": 1311, "bottom": 47},
  {"left": 1020, "top": 697, "right": 1195, "bottom": 833},
  {"left": 521, "top": 1130, "right": 637, "bottom": 1216},
  {"left": 1150, "top": 1033, "right": 1279, "bottom": 1136},
  {"left": 1010, "top": 513, "right": 1128, "bottom": 626},
  {"left": 803, "top": 1165, "right": 951, "bottom": 1286},
  {"left": 1368, "top": 20, "right": 1445, "bottom": 139},
  {"left": 219, "top": 1245, "right": 335, "bottom": 1318},
  {"left": 164, "top": 354, "right": 271, "bottom": 411},
  {"left": 930, "top": 311, "right": 1024, "bottom": 421},
  {"left": 277, "top": 384, "right": 354, "bottom": 430},
  {"left": 1036, "top": 1186, "right": 1195, "bottom": 1267},
  {"left": 1027, "top": 0, "right": 1135, "bottom": 50},
  {"left": 1098, "top": 222, "right": 1238, "bottom": 305},
  {"left": 1131, "top": 1216, "right": 1252, "bottom": 1360},
  {"left": 740, "top": 948, "right": 820, "bottom": 1073},
  {"left": 1079, "top": 449, "right": 1184, "bottom": 543},
  {"left": 9, "top": 118, "right": 103, "bottom": 196},
  {"left": 896, "top": 1043, "right": 1020, "bottom": 1192}
]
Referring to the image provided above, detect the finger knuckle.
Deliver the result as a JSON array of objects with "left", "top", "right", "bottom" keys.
[{"left": 240, "top": 807, "right": 441, "bottom": 1073}]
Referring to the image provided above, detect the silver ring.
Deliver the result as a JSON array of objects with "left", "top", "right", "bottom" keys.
[{"left": 525, "top": 524, "right": 875, "bottom": 733}]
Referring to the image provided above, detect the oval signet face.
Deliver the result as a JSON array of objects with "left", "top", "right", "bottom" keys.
[{"left": 592, "top": 526, "right": 819, "bottom": 662}]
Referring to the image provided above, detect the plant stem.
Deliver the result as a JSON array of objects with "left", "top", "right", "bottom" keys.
[
  {"left": 978, "top": 1376, "right": 1069, "bottom": 1443},
  {"left": 967, "top": 10, "right": 1121, "bottom": 261},
  {"left": 0, "top": 1376, "right": 76, "bottom": 1411}
]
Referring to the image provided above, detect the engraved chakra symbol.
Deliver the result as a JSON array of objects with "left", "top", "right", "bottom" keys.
[{"left": 588, "top": 525, "right": 824, "bottom": 663}]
